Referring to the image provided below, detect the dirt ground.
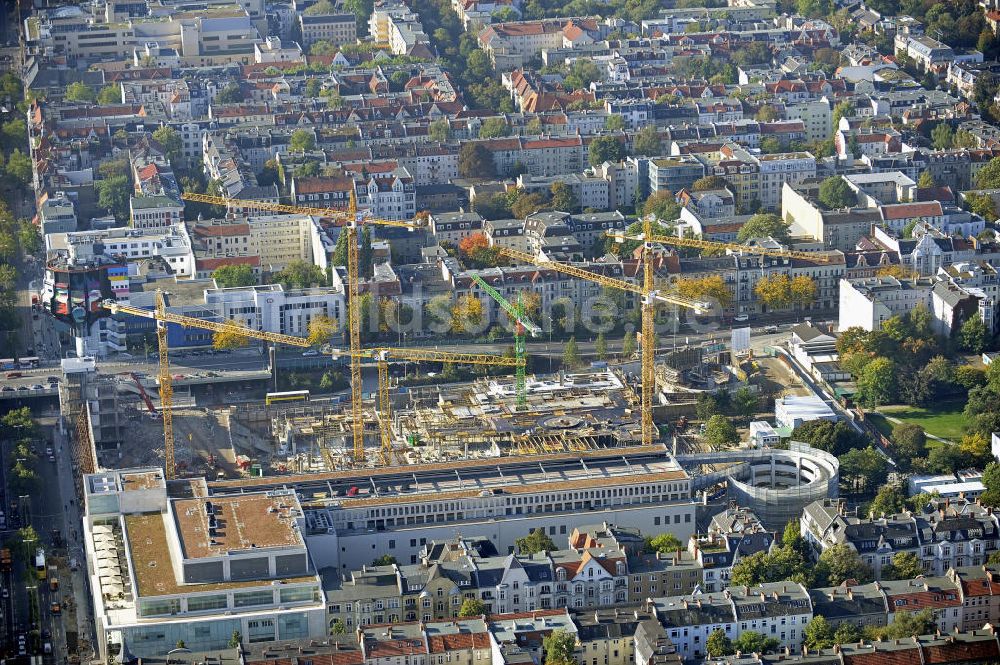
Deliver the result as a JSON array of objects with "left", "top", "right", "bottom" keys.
[
  {"left": 117, "top": 404, "right": 237, "bottom": 477},
  {"left": 755, "top": 356, "right": 811, "bottom": 399}
]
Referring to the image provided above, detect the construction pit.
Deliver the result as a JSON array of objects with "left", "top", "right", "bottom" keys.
[{"left": 112, "top": 368, "right": 647, "bottom": 477}]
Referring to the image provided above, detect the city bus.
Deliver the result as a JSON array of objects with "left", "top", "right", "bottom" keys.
[
  {"left": 34, "top": 549, "right": 46, "bottom": 581},
  {"left": 18, "top": 357, "right": 40, "bottom": 369},
  {"left": 265, "top": 390, "right": 310, "bottom": 406}
]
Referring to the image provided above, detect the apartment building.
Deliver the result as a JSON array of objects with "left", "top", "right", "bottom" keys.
[
  {"left": 650, "top": 582, "right": 812, "bottom": 661},
  {"left": 801, "top": 498, "right": 1000, "bottom": 580},
  {"left": 647, "top": 156, "right": 705, "bottom": 196},
  {"left": 757, "top": 152, "right": 816, "bottom": 211},
  {"left": 300, "top": 13, "right": 358, "bottom": 48},
  {"left": 838, "top": 275, "right": 935, "bottom": 331}
]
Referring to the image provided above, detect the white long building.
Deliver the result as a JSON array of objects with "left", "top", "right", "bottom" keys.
[{"left": 209, "top": 447, "right": 699, "bottom": 573}]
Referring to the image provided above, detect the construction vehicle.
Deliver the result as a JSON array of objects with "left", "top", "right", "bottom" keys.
[
  {"left": 497, "top": 217, "right": 710, "bottom": 447},
  {"left": 471, "top": 275, "right": 541, "bottom": 410},
  {"left": 103, "top": 295, "right": 316, "bottom": 479},
  {"left": 182, "top": 191, "right": 419, "bottom": 466},
  {"left": 129, "top": 372, "right": 159, "bottom": 418}
]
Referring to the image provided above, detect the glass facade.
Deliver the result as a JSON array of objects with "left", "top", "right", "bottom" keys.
[
  {"left": 186, "top": 594, "right": 228, "bottom": 612},
  {"left": 233, "top": 590, "right": 274, "bottom": 608}
]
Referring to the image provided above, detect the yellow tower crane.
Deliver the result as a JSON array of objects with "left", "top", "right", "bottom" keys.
[
  {"left": 180, "top": 191, "right": 420, "bottom": 465},
  {"left": 606, "top": 223, "right": 834, "bottom": 263},
  {"left": 103, "top": 294, "right": 315, "bottom": 479},
  {"left": 497, "top": 219, "right": 710, "bottom": 447}
]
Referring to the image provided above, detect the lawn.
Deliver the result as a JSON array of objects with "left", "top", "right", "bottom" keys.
[{"left": 876, "top": 399, "right": 967, "bottom": 442}]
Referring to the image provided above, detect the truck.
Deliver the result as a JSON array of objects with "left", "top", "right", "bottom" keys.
[{"left": 0, "top": 548, "right": 11, "bottom": 572}]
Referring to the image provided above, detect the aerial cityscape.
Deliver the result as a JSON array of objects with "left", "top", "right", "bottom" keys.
[{"left": 9, "top": 0, "right": 1000, "bottom": 663}]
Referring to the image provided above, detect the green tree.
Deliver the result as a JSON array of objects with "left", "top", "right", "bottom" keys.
[
  {"left": 737, "top": 213, "right": 790, "bottom": 242},
  {"left": 704, "top": 414, "right": 738, "bottom": 448},
  {"left": 981, "top": 462, "right": 1000, "bottom": 508},
  {"left": 64, "top": 82, "right": 95, "bottom": 103},
  {"left": 977, "top": 156, "right": 1000, "bottom": 189},
  {"left": 227, "top": 630, "right": 242, "bottom": 649},
  {"left": 290, "top": 129, "right": 316, "bottom": 152},
  {"left": 564, "top": 59, "right": 602, "bottom": 91},
  {"left": 917, "top": 171, "right": 936, "bottom": 189},
  {"left": 542, "top": 630, "right": 577, "bottom": 665},
  {"left": 562, "top": 336, "right": 581, "bottom": 369},
  {"left": 706, "top": 629, "right": 734, "bottom": 657},
  {"left": 305, "top": 0, "right": 336, "bottom": 14},
  {"left": 868, "top": 610, "right": 935, "bottom": 640},
  {"left": 459, "top": 598, "right": 487, "bottom": 617},
  {"left": 967, "top": 193, "right": 998, "bottom": 222},
  {"left": 881, "top": 551, "right": 924, "bottom": 580},
  {"left": 960, "top": 314, "right": 988, "bottom": 354},
  {"left": 372, "top": 554, "right": 397, "bottom": 566},
  {"left": 97, "top": 85, "right": 120, "bottom": 105},
  {"left": 331, "top": 619, "right": 347, "bottom": 634},
  {"left": 692, "top": 175, "right": 730, "bottom": 192},
  {"left": 5, "top": 149, "right": 32, "bottom": 185},
  {"left": 595, "top": 332, "right": 607, "bottom": 360},
  {"left": 856, "top": 357, "right": 897, "bottom": 407},
  {"left": 428, "top": 118, "right": 451, "bottom": 142},
  {"left": 605, "top": 115, "right": 625, "bottom": 132},
  {"left": 734, "top": 631, "right": 779, "bottom": 655},
  {"left": 1, "top": 118, "right": 26, "bottom": 151},
  {"left": 273, "top": 260, "right": 326, "bottom": 288},
  {"left": 359, "top": 226, "right": 373, "bottom": 278},
  {"left": 931, "top": 123, "right": 954, "bottom": 149},
  {"left": 458, "top": 143, "right": 496, "bottom": 179},
  {"left": 152, "top": 126, "right": 181, "bottom": 164},
  {"left": 550, "top": 182, "right": 579, "bottom": 213},
  {"left": 834, "top": 623, "right": 862, "bottom": 644},
  {"left": 517, "top": 528, "right": 556, "bottom": 555},
  {"left": 760, "top": 136, "right": 782, "bottom": 154},
  {"left": 732, "top": 387, "right": 758, "bottom": 423},
  {"left": 803, "top": 616, "right": 835, "bottom": 650},
  {"left": 816, "top": 543, "right": 874, "bottom": 586},
  {"left": 588, "top": 136, "right": 625, "bottom": 168},
  {"left": 622, "top": 332, "right": 636, "bottom": 358},
  {"left": 832, "top": 100, "right": 854, "bottom": 131},
  {"left": 891, "top": 424, "right": 927, "bottom": 470},
  {"left": 817, "top": 176, "right": 856, "bottom": 209},
  {"left": 645, "top": 533, "right": 684, "bottom": 553},
  {"left": 839, "top": 446, "right": 888, "bottom": 495},
  {"left": 641, "top": 191, "right": 681, "bottom": 222},
  {"left": 96, "top": 174, "right": 131, "bottom": 222},
  {"left": 756, "top": 104, "right": 779, "bottom": 122},
  {"left": 632, "top": 126, "right": 661, "bottom": 156},
  {"left": 479, "top": 117, "right": 510, "bottom": 139},
  {"left": 868, "top": 484, "right": 907, "bottom": 517}
]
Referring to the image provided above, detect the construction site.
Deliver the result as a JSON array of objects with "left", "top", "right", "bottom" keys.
[
  {"left": 100, "top": 367, "right": 644, "bottom": 476},
  {"left": 68, "top": 195, "right": 826, "bottom": 485}
]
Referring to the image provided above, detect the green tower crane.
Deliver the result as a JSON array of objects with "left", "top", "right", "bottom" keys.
[{"left": 471, "top": 274, "right": 541, "bottom": 409}]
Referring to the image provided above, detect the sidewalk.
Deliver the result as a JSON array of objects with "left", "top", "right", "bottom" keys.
[{"left": 52, "top": 427, "right": 96, "bottom": 663}]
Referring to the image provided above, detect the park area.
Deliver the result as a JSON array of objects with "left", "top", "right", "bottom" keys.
[{"left": 868, "top": 399, "right": 966, "bottom": 443}]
